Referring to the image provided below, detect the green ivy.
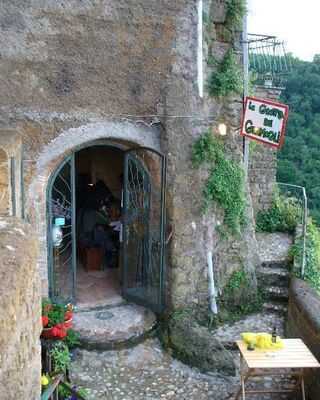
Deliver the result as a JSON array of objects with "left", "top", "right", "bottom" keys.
[
  {"left": 256, "top": 194, "right": 301, "bottom": 233},
  {"left": 192, "top": 131, "right": 246, "bottom": 235},
  {"left": 207, "top": 49, "right": 243, "bottom": 97},
  {"left": 225, "top": 0, "right": 247, "bottom": 31},
  {"left": 291, "top": 219, "right": 320, "bottom": 293}
]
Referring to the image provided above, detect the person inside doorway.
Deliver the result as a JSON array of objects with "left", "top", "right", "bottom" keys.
[{"left": 78, "top": 182, "right": 116, "bottom": 269}]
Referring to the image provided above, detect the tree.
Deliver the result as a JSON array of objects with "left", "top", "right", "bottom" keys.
[{"left": 277, "top": 55, "right": 320, "bottom": 224}]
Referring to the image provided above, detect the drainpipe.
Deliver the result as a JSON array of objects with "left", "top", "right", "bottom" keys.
[{"left": 207, "top": 251, "right": 218, "bottom": 314}]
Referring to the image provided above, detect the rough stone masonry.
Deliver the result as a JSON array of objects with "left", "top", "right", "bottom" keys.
[
  {"left": 0, "top": 0, "right": 275, "bottom": 397},
  {"left": 0, "top": 218, "right": 41, "bottom": 400},
  {"left": 0, "top": 0, "right": 261, "bottom": 308}
]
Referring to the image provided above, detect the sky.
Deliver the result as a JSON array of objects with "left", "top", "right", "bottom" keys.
[{"left": 247, "top": 0, "right": 319, "bottom": 61}]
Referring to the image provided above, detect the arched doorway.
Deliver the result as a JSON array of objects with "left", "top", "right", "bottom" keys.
[{"left": 47, "top": 143, "right": 166, "bottom": 313}]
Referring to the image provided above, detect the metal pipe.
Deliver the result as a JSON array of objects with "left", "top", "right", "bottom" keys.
[
  {"left": 207, "top": 251, "right": 218, "bottom": 314},
  {"left": 301, "top": 187, "right": 308, "bottom": 278},
  {"left": 242, "top": 7, "right": 249, "bottom": 177}
]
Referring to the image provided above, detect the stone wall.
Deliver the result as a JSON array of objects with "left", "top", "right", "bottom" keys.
[
  {"left": 0, "top": 218, "right": 41, "bottom": 400},
  {"left": 287, "top": 278, "right": 320, "bottom": 399},
  {"left": 0, "top": 0, "right": 260, "bottom": 308},
  {"left": 248, "top": 86, "right": 283, "bottom": 214}
]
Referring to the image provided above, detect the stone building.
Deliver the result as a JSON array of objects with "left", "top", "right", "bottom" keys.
[
  {"left": 0, "top": 0, "right": 262, "bottom": 321},
  {"left": 0, "top": 0, "right": 278, "bottom": 394},
  {"left": 0, "top": 0, "right": 290, "bottom": 397}
]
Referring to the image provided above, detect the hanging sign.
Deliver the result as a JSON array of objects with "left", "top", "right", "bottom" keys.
[{"left": 240, "top": 96, "right": 289, "bottom": 149}]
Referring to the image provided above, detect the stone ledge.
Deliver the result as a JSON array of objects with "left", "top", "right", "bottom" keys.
[
  {"left": 73, "top": 303, "right": 157, "bottom": 351},
  {"left": 289, "top": 278, "right": 320, "bottom": 334}
]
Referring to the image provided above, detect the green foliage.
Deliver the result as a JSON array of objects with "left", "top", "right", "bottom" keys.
[
  {"left": 218, "top": 268, "right": 264, "bottom": 316},
  {"left": 277, "top": 54, "right": 320, "bottom": 224},
  {"left": 58, "top": 383, "right": 88, "bottom": 400},
  {"left": 50, "top": 342, "right": 71, "bottom": 374},
  {"left": 291, "top": 219, "right": 320, "bottom": 293},
  {"left": 225, "top": 0, "right": 247, "bottom": 31},
  {"left": 207, "top": 49, "right": 243, "bottom": 97},
  {"left": 42, "top": 299, "right": 68, "bottom": 327},
  {"left": 192, "top": 131, "right": 246, "bottom": 234},
  {"left": 167, "top": 268, "right": 263, "bottom": 332},
  {"left": 64, "top": 329, "right": 80, "bottom": 349},
  {"left": 256, "top": 194, "right": 301, "bottom": 233}
]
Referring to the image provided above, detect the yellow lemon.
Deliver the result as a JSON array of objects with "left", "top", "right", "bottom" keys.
[{"left": 41, "top": 375, "right": 49, "bottom": 386}]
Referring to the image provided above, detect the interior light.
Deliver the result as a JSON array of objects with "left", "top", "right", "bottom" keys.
[
  {"left": 218, "top": 123, "right": 227, "bottom": 136},
  {"left": 88, "top": 183, "right": 94, "bottom": 187}
]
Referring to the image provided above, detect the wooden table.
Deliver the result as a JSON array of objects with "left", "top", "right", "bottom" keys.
[{"left": 234, "top": 339, "right": 320, "bottom": 399}]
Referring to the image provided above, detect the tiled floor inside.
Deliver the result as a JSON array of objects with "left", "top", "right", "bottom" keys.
[{"left": 76, "top": 265, "right": 123, "bottom": 309}]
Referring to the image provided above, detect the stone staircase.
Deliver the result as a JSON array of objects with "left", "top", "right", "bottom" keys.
[
  {"left": 258, "top": 260, "right": 290, "bottom": 316},
  {"left": 211, "top": 233, "right": 293, "bottom": 351}
]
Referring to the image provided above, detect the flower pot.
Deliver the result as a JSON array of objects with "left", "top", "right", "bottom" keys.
[
  {"left": 64, "top": 318, "right": 73, "bottom": 329},
  {"left": 41, "top": 326, "right": 57, "bottom": 339}
]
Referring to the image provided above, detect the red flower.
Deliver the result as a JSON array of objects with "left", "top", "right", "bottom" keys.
[
  {"left": 42, "top": 316, "right": 49, "bottom": 327},
  {"left": 51, "top": 327, "right": 60, "bottom": 337},
  {"left": 59, "top": 329, "right": 67, "bottom": 338}
]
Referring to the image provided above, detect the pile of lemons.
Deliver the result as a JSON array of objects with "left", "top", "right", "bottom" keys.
[{"left": 241, "top": 332, "right": 284, "bottom": 350}]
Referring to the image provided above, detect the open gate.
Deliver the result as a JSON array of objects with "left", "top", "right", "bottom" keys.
[{"left": 122, "top": 148, "right": 167, "bottom": 313}]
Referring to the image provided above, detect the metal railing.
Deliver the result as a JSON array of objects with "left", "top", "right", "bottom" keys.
[{"left": 277, "top": 182, "right": 308, "bottom": 278}]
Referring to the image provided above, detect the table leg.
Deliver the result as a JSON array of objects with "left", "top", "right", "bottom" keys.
[
  {"left": 241, "top": 376, "right": 246, "bottom": 400},
  {"left": 301, "top": 373, "right": 306, "bottom": 400}
]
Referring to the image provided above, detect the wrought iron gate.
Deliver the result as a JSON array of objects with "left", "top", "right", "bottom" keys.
[
  {"left": 47, "top": 156, "right": 76, "bottom": 303},
  {"left": 122, "top": 148, "right": 166, "bottom": 313}
]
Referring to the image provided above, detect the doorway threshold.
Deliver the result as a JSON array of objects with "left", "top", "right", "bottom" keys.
[{"left": 73, "top": 302, "right": 157, "bottom": 350}]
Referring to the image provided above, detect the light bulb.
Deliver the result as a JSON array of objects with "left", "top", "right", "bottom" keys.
[{"left": 218, "top": 123, "right": 227, "bottom": 136}]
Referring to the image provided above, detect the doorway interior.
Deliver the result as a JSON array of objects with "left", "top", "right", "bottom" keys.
[
  {"left": 47, "top": 143, "right": 166, "bottom": 312},
  {"left": 75, "top": 146, "right": 124, "bottom": 307}
]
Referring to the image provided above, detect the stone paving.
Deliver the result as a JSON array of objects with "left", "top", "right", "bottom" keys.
[
  {"left": 70, "top": 338, "right": 239, "bottom": 400},
  {"left": 70, "top": 337, "right": 297, "bottom": 400},
  {"left": 212, "top": 311, "right": 285, "bottom": 349}
]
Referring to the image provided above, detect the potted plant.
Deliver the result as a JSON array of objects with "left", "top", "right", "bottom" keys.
[{"left": 41, "top": 299, "right": 73, "bottom": 339}]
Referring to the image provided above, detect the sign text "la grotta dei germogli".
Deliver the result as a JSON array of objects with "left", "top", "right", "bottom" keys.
[{"left": 240, "top": 96, "right": 289, "bottom": 149}]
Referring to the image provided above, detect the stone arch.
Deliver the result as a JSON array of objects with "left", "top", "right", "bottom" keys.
[
  {"left": 26, "top": 120, "right": 161, "bottom": 294},
  {"left": 0, "top": 147, "right": 9, "bottom": 216}
]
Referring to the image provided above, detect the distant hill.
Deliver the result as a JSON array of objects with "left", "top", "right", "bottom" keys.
[{"left": 277, "top": 55, "right": 320, "bottom": 223}]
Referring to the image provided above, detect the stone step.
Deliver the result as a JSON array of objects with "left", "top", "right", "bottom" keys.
[
  {"left": 263, "top": 286, "right": 289, "bottom": 302},
  {"left": 261, "top": 260, "right": 291, "bottom": 271},
  {"left": 73, "top": 303, "right": 157, "bottom": 350},
  {"left": 262, "top": 301, "right": 288, "bottom": 315},
  {"left": 257, "top": 266, "right": 290, "bottom": 287}
]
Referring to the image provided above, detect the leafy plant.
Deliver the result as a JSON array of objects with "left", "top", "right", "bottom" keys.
[
  {"left": 42, "top": 299, "right": 71, "bottom": 328},
  {"left": 64, "top": 329, "right": 81, "bottom": 349},
  {"left": 207, "top": 49, "right": 243, "bottom": 97},
  {"left": 256, "top": 194, "right": 301, "bottom": 233},
  {"left": 50, "top": 342, "right": 71, "bottom": 374},
  {"left": 225, "top": 0, "right": 247, "bottom": 31},
  {"left": 192, "top": 131, "right": 246, "bottom": 234},
  {"left": 291, "top": 219, "right": 320, "bottom": 293}
]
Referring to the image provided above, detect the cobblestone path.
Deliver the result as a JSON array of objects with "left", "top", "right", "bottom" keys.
[{"left": 70, "top": 338, "right": 238, "bottom": 400}]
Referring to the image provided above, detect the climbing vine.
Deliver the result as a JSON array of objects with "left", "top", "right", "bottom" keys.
[
  {"left": 225, "top": 0, "right": 247, "bottom": 31},
  {"left": 192, "top": 131, "right": 246, "bottom": 235},
  {"left": 206, "top": 0, "right": 246, "bottom": 97},
  {"left": 207, "top": 49, "right": 243, "bottom": 97},
  {"left": 255, "top": 193, "right": 302, "bottom": 233}
]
